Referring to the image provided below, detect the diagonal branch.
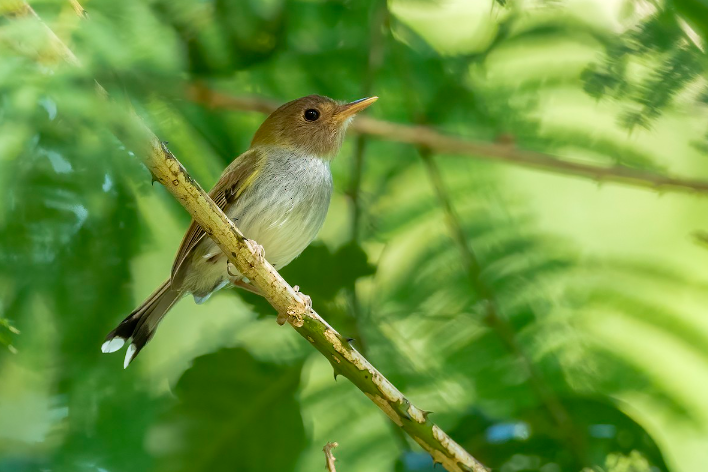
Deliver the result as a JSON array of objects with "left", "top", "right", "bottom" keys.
[
  {"left": 4, "top": 4, "right": 488, "bottom": 472},
  {"left": 149, "top": 140, "right": 487, "bottom": 472},
  {"left": 187, "top": 85, "right": 708, "bottom": 196},
  {"left": 68, "top": 0, "right": 87, "bottom": 18}
]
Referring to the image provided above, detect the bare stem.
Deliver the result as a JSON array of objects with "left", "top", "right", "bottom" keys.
[
  {"left": 324, "top": 442, "right": 339, "bottom": 472},
  {"left": 348, "top": 0, "right": 387, "bottom": 241},
  {"left": 343, "top": 0, "right": 413, "bottom": 454},
  {"left": 344, "top": 0, "right": 388, "bottom": 358},
  {"left": 188, "top": 85, "right": 708, "bottom": 196}
]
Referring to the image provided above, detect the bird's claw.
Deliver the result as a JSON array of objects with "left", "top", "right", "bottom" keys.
[
  {"left": 227, "top": 239, "right": 264, "bottom": 282},
  {"left": 293, "top": 285, "right": 312, "bottom": 310},
  {"left": 249, "top": 239, "right": 265, "bottom": 260},
  {"left": 277, "top": 285, "right": 312, "bottom": 326},
  {"left": 226, "top": 260, "right": 238, "bottom": 277}
]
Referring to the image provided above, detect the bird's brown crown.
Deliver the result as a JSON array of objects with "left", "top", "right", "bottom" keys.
[{"left": 251, "top": 94, "right": 377, "bottom": 159}]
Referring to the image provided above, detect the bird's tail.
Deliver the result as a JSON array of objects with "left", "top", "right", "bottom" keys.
[{"left": 101, "top": 279, "right": 180, "bottom": 368}]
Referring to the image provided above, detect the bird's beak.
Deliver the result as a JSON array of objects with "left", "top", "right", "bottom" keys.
[{"left": 336, "top": 96, "right": 378, "bottom": 121}]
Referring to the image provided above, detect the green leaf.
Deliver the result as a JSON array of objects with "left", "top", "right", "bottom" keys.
[{"left": 154, "top": 348, "right": 306, "bottom": 472}]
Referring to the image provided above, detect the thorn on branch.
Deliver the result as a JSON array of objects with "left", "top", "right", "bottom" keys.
[{"left": 69, "top": 0, "right": 88, "bottom": 18}]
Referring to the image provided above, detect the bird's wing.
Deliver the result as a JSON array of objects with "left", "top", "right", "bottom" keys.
[{"left": 170, "top": 148, "right": 263, "bottom": 281}]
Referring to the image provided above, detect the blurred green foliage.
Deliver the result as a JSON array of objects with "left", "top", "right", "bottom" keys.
[{"left": 1, "top": 1, "right": 708, "bottom": 472}]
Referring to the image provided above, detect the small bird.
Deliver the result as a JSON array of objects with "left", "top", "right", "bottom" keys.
[{"left": 102, "top": 94, "right": 378, "bottom": 368}]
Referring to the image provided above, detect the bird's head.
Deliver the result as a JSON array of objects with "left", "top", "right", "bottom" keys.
[{"left": 251, "top": 95, "right": 378, "bottom": 159}]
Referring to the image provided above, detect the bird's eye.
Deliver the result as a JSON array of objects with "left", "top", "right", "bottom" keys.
[{"left": 304, "top": 109, "right": 320, "bottom": 121}]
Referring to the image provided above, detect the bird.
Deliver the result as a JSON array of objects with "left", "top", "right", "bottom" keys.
[{"left": 101, "top": 94, "right": 378, "bottom": 368}]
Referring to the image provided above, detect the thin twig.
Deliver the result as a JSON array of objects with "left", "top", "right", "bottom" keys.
[
  {"left": 323, "top": 442, "right": 339, "bottom": 472},
  {"left": 344, "top": 0, "right": 388, "bottom": 364},
  {"left": 5, "top": 4, "right": 489, "bottom": 472},
  {"left": 187, "top": 85, "right": 708, "bottom": 196},
  {"left": 348, "top": 0, "right": 387, "bottom": 240},
  {"left": 343, "top": 0, "right": 413, "bottom": 454}
]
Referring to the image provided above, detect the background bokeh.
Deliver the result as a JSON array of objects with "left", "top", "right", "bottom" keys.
[{"left": 1, "top": 0, "right": 708, "bottom": 471}]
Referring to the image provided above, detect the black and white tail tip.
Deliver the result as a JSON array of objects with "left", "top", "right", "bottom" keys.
[{"left": 101, "top": 337, "right": 137, "bottom": 369}]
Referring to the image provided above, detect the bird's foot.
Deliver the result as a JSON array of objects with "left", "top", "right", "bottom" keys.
[
  {"left": 277, "top": 285, "right": 312, "bottom": 326},
  {"left": 246, "top": 238, "right": 265, "bottom": 261},
  {"left": 293, "top": 285, "right": 312, "bottom": 310},
  {"left": 232, "top": 279, "right": 262, "bottom": 295},
  {"left": 226, "top": 260, "right": 262, "bottom": 295},
  {"left": 226, "top": 260, "right": 239, "bottom": 277}
]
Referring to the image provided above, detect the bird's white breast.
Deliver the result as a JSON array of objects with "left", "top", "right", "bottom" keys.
[
  {"left": 227, "top": 149, "right": 333, "bottom": 269},
  {"left": 184, "top": 150, "right": 332, "bottom": 301}
]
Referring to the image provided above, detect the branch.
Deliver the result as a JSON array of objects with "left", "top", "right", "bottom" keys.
[
  {"left": 348, "top": 0, "right": 387, "bottom": 240},
  {"left": 147, "top": 119, "right": 488, "bottom": 472},
  {"left": 323, "top": 442, "right": 339, "bottom": 472},
  {"left": 343, "top": 1, "right": 414, "bottom": 453},
  {"left": 187, "top": 85, "right": 708, "bottom": 196},
  {"left": 69, "top": 0, "right": 88, "bottom": 19},
  {"left": 5, "top": 5, "right": 488, "bottom": 472},
  {"left": 342, "top": 0, "right": 388, "bottom": 364}
]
